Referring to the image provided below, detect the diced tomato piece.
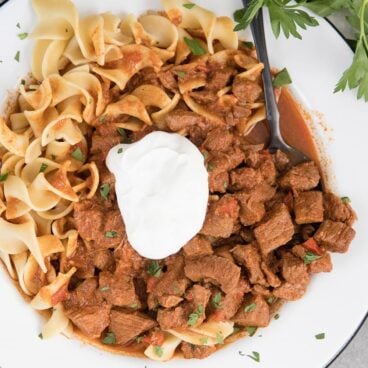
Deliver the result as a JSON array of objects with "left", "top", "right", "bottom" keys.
[
  {"left": 142, "top": 330, "right": 165, "bottom": 346},
  {"left": 303, "top": 237, "right": 322, "bottom": 255}
]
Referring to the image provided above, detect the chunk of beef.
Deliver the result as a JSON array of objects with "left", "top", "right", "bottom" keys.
[
  {"left": 64, "top": 278, "right": 102, "bottom": 309},
  {"left": 281, "top": 252, "right": 309, "bottom": 285},
  {"left": 91, "top": 123, "right": 121, "bottom": 161},
  {"left": 207, "top": 67, "right": 233, "bottom": 91},
  {"left": 254, "top": 204, "right": 294, "bottom": 255},
  {"left": 232, "top": 78, "right": 262, "bottom": 103},
  {"left": 66, "top": 304, "right": 111, "bottom": 339},
  {"left": 211, "top": 279, "right": 250, "bottom": 321},
  {"left": 324, "top": 193, "right": 356, "bottom": 226},
  {"left": 109, "top": 310, "right": 157, "bottom": 345},
  {"left": 308, "top": 253, "right": 333, "bottom": 273},
  {"left": 232, "top": 244, "right": 267, "bottom": 286},
  {"left": 279, "top": 161, "right": 320, "bottom": 191},
  {"left": 314, "top": 220, "right": 355, "bottom": 253},
  {"left": 237, "top": 193, "right": 265, "bottom": 226},
  {"left": 183, "top": 235, "right": 213, "bottom": 259},
  {"left": 166, "top": 110, "right": 205, "bottom": 131},
  {"left": 157, "top": 305, "right": 190, "bottom": 330},
  {"left": 274, "top": 150, "right": 290, "bottom": 171},
  {"left": 202, "top": 127, "right": 233, "bottom": 152},
  {"left": 233, "top": 105, "right": 252, "bottom": 119},
  {"left": 230, "top": 167, "right": 262, "bottom": 191},
  {"left": 64, "top": 240, "right": 95, "bottom": 279},
  {"left": 294, "top": 191, "right": 324, "bottom": 224},
  {"left": 232, "top": 295, "right": 270, "bottom": 327},
  {"left": 93, "top": 248, "right": 114, "bottom": 271},
  {"left": 73, "top": 200, "right": 125, "bottom": 249},
  {"left": 207, "top": 147, "right": 244, "bottom": 174},
  {"left": 184, "top": 255, "right": 241, "bottom": 293},
  {"left": 115, "top": 242, "right": 146, "bottom": 277},
  {"left": 273, "top": 282, "right": 308, "bottom": 301},
  {"left": 185, "top": 285, "right": 211, "bottom": 326},
  {"left": 158, "top": 69, "right": 177, "bottom": 91},
  {"left": 209, "top": 171, "right": 229, "bottom": 193},
  {"left": 247, "top": 182, "right": 276, "bottom": 202},
  {"left": 190, "top": 91, "right": 218, "bottom": 104},
  {"left": 261, "top": 262, "right": 281, "bottom": 288},
  {"left": 214, "top": 245, "right": 235, "bottom": 262},
  {"left": 99, "top": 271, "right": 139, "bottom": 308},
  {"left": 181, "top": 342, "right": 216, "bottom": 359},
  {"left": 259, "top": 156, "right": 277, "bottom": 185},
  {"left": 157, "top": 295, "right": 183, "bottom": 308},
  {"left": 201, "top": 196, "right": 240, "bottom": 238}
]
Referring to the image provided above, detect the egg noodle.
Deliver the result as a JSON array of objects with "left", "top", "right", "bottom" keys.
[{"left": 0, "top": 0, "right": 266, "bottom": 360}]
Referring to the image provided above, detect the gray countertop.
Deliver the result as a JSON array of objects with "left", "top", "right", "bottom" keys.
[{"left": 0, "top": 1, "right": 366, "bottom": 367}]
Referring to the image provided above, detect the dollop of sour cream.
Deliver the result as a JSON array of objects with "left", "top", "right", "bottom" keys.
[{"left": 106, "top": 131, "right": 209, "bottom": 260}]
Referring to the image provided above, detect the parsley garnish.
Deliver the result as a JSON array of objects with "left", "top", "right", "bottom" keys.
[
  {"left": 183, "top": 3, "right": 195, "bottom": 9},
  {"left": 99, "top": 115, "right": 106, "bottom": 123},
  {"left": 243, "top": 41, "right": 254, "bottom": 49},
  {"left": 211, "top": 292, "right": 222, "bottom": 309},
  {"left": 105, "top": 230, "right": 117, "bottom": 238},
  {"left": 233, "top": 2, "right": 264, "bottom": 32},
  {"left": 117, "top": 128, "right": 130, "bottom": 143},
  {"left": 267, "top": 296, "right": 276, "bottom": 304},
  {"left": 99, "top": 183, "right": 110, "bottom": 199},
  {"left": 223, "top": 181, "right": 228, "bottom": 190},
  {"left": 135, "top": 335, "right": 143, "bottom": 343},
  {"left": 341, "top": 196, "right": 351, "bottom": 204},
  {"left": 304, "top": 251, "right": 322, "bottom": 265},
  {"left": 71, "top": 147, "right": 85, "bottom": 162},
  {"left": 199, "top": 337, "right": 208, "bottom": 344},
  {"left": 175, "top": 70, "right": 187, "bottom": 78},
  {"left": 147, "top": 261, "right": 162, "bottom": 277},
  {"left": 153, "top": 345, "right": 164, "bottom": 357},
  {"left": 100, "top": 286, "right": 110, "bottom": 292},
  {"left": 38, "top": 333, "right": 43, "bottom": 339},
  {"left": 274, "top": 313, "right": 280, "bottom": 320},
  {"left": 130, "top": 303, "right": 138, "bottom": 309},
  {"left": 18, "top": 32, "right": 28, "bottom": 40},
  {"left": 14, "top": 51, "right": 20, "bottom": 62},
  {"left": 202, "top": 150, "right": 209, "bottom": 160},
  {"left": 117, "top": 148, "right": 123, "bottom": 154},
  {"left": 216, "top": 332, "right": 224, "bottom": 345},
  {"left": 244, "top": 302, "right": 257, "bottom": 313},
  {"left": 207, "top": 163, "right": 215, "bottom": 171},
  {"left": 16, "top": 23, "right": 21, "bottom": 29},
  {"left": 273, "top": 68, "right": 292, "bottom": 88},
  {"left": 246, "top": 326, "right": 257, "bottom": 336},
  {"left": 239, "top": 350, "right": 246, "bottom": 356},
  {"left": 39, "top": 163, "right": 48, "bottom": 173},
  {"left": 184, "top": 37, "right": 206, "bottom": 56},
  {"left": 247, "top": 351, "right": 260, "bottom": 363},
  {"left": 0, "top": 172, "right": 9, "bottom": 182},
  {"left": 315, "top": 332, "right": 325, "bottom": 340},
  {"left": 102, "top": 332, "right": 116, "bottom": 345},
  {"left": 188, "top": 304, "right": 204, "bottom": 326}
]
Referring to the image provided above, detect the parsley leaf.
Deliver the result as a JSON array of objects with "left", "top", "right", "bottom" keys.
[
  {"left": 71, "top": 147, "right": 85, "bottom": 162},
  {"left": 0, "top": 172, "right": 9, "bottom": 182},
  {"left": 99, "top": 183, "right": 110, "bottom": 200},
  {"left": 273, "top": 67, "right": 292, "bottom": 87},
  {"left": 184, "top": 37, "right": 207, "bottom": 56},
  {"left": 274, "top": 313, "right": 280, "bottom": 320},
  {"left": 100, "top": 286, "right": 110, "bottom": 292},
  {"left": 105, "top": 230, "right": 117, "bottom": 238},
  {"left": 14, "top": 51, "right": 20, "bottom": 62},
  {"left": 102, "top": 332, "right": 116, "bottom": 345},
  {"left": 175, "top": 70, "right": 187, "bottom": 78},
  {"left": 267, "top": 296, "right": 276, "bottom": 304},
  {"left": 188, "top": 304, "right": 204, "bottom": 326},
  {"left": 247, "top": 351, "right": 260, "bottom": 362},
  {"left": 302, "top": 0, "right": 346, "bottom": 17},
  {"left": 341, "top": 196, "right": 351, "bottom": 204},
  {"left": 233, "top": 0, "right": 264, "bottom": 32},
  {"left": 211, "top": 292, "right": 222, "bottom": 309},
  {"left": 183, "top": 3, "right": 195, "bottom": 9},
  {"left": 315, "top": 332, "right": 325, "bottom": 340},
  {"left": 154, "top": 345, "right": 164, "bottom": 357},
  {"left": 130, "top": 303, "right": 138, "bottom": 309},
  {"left": 246, "top": 326, "right": 258, "bottom": 336},
  {"left": 244, "top": 302, "right": 257, "bottom": 313},
  {"left": 18, "top": 32, "right": 28, "bottom": 40},
  {"left": 304, "top": 251, "right": 322, "bottom": 265},
  {"left": 243, "top": 41, "right": 254, "bottom": 49},
  {"left": 117, "top": 128, "right": 130, "bottom": 143},
  {"left": 117, "top": 148, "right": 123, "bottom": 154},
  {"left": 39, "top": 163, "right": 48, "bottom": 173},
  {"left": 147, "top": 261, "right": 162, "bottom": 277},
  {"left": 216, "top": 332, "right": 224, "bottom": 345},
  {"left": 199, "top": 336, "right": 208, "bottom": 344},
  {"left": 38, "top": 333, "right": 43, "bottom": 339}
]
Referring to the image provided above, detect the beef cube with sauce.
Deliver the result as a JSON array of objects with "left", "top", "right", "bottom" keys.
[
  {"left": 254, "top": 204, "right": 294, "bottom": 255},
  {"left": 181, "top": 342, "right": 216, "bottom": 359},
  {"left": 184, "top": 255, "right": 241, "bottom": 294},
  {"left": 324, "top": 193, "right": 356, "bottom": 226},
  {"left": 201, "top": 196, "right": 240, "bottom": 238},
  {"left": 109, "top": 310, "right": 157, "bottom": 345},
  {"left": 157, "top": 305, "right": 191, "bottom": 330},
  {"left": 281, "top": 252, "right": 310, "bottom": 285},
  {"left": 183, "top": 235, "right": 213, "bottom": 259},
  {"left": 202, "top": 127, "right": 233, "bottom": 152},
  {"left": 237, "top": 193, "right": 266, "bottom": 226},
  {"left": 279, "top": 161, "right": 320, "bottom": 191},
  {"left": 230, "top": 167, "right": 262, "bottom": 191},
  {"left": 314, "top": 220, "right": 355, "bottom": 253},
  {"left": 206, "top": 67, "right": 234, "bottom": 91},
  {"left": 232, "top": 78, "right": 263, "bottom": 103},
  {"left": 273, "top": 281, "right": 308, "bottom": 301},
  {"left": 90, "top": 123, "right": 121, "bottom": 160},
  {"left": 308, "top": 253, "right": 333, "bottom": 273},
  {"left": 294, "top": 191, "right": 324, "bottom": 224},
  {"left": 232, "top": 295, "right": 270, "bottom": 327},
  {"left": 166, "top": 110, "right": 205, "bottom": 132},
  {"left": 209, "top": 171, "right": 229, "bottom": 193}
]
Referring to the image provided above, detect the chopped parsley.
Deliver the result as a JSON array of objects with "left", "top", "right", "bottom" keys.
[
  {"left": 304, "top": 251, "right": 322, "bottom": 265},
  {"left": 184, "top": 37, "right": 206, "bottom": 56},
  {"left": 117, "top": 128, "right": 130, "bottom": 143},
  {"left": 341, "top": 196, "right": 351, "bottom": 204},
  {"left": 274, "top": 313, "right": 280, "bottom": 320},
  {"left": 245, "top": 326, "right": 257, "bottom": 337},
  {"left": 39, "top": 163, "right": 48, "bottom": 173},
  {"left": 243, "top": 41, "right": 254, "bottom": 49},
  {"left": 99, "top": 115, "right": 106, "bottom": 123},
  {"left": 16, "top": 23, "right": 21, "bottom": 29},
  {"left": 232, "top": 326, "right": 241, "bottom": 334},
  {"left": 153, "top": 345, "right": 164, "bottom": 357},
  {"left": 315, "top": 332, "right": 325, "bottom": 340},
  {"left": 188, "top": 304, "right": 204, "bottom": 326},
  {"left": 105, "top": 230, "right": 117, "bottom": 238},
  {"left": 239, "top": 350, "right": 246, "bottom": 356},
  {"left": 223, "top": 181, "right": 228, "bottom": 190},
  {"left": 21, "top": 79, "right": 26, "bottom": 85},
  {"left": 202, "top": 150, "right": 209, "bottom": 160},
  {"left": 18, "top": 32, "right": 28, "bottom": 40},
  {"left": 199, "top": 337, "right": 208, "bottom": 345},
  {"left": 14, "top": 51, "right": 20, "bottom": 62},
  {"left": 38, "top": 333, "right": 43, "bottom": 340},
  {"left": 273, "top": 68, "right": 292, "bottom": 88},
  {"left": 216, "top": 332, "right": 224, "bottom": 345},
  {"left": 100, "top": 286, "right": 110, "bottom": 292},
  {"left": 71, "top": 147, "right": 85, "bottom": 162},
  {"left": 51, "top": 154, "right": 57, "bottom": 161},
  {"left": 117, "top": 148, "right": 123, "bottom": 154},
  {"left": 244, "top": 303, "right": 257, "bottom": 313},
  {"left": 267, "top": 296, "right": 276, "bottom": 304},
  {"left": 175, "top": 70, "right": 187, "bottom": 78},
  {"left": 130, "top": 303, "right": 138, "bottom": 309},
  {"left": 211, "top": 292, "right": 222, "bottom": 309},
  {"left": 99, "top": 183, "right": 110, "bottom": 200},
  {"left": 247, "top": 351, "right": 260, "bottom": 363},
  {"left": 147, "top": 261, "right": 162, "bottom": 277},
  {"left": 135, "top": 335, "right": 143, "bottom": 343},
  {"left": 102, "top": 332, "right": 116, "bottom": 345},
  {"left": 207, "top": 163, "right": 215, "bottom": 172},
  {"left": 0, "top": 172, "right": 9, "bottom": 182},
  {"left": 183, "top": 3, "right": 195, "bottom": 9}
]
